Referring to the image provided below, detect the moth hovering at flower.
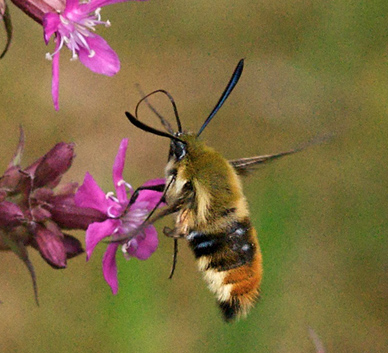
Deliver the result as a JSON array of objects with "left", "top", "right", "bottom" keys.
[{"left": 122, "top": 59, "right": 314, "bottom": 322}]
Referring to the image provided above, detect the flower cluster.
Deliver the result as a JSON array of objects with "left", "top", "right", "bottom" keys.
[
  {"left": 0, "top": 128, "right": 105, "bottom": 303},
  {"left": 3, "top": 0, "right": 167, "bottom": 301},
  {"left": 75, "top": 138, "right": 164, "bottom": 294}
]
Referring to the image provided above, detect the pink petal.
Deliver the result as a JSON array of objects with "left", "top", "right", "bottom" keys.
[
  {"left": 126, "top": 238, "right": 138, "bottom": 255},
  {"left": 102, "top": 242, "right": 119, "bottom": 294},
  {"left": 64, "top": 0, "right": 81, "bottom": 12},
  {"left": 52, "top": 40, "right": 60, "bottom": 111},
  {"left": 142, "top": 178, "right": 166, "bottom": 187},
  {"left": 77, "top": 35, "right": 120, "bottom": 76},
  {"left": 133, "top": 226, "right": 158, "bottom": 260},
  {"left": 75, "top": 172, "right": 112, "bottom": 214},
  {"left": 112, "top": 138, "right": 129, "bottom": 204},
  {"left": 135, "top": 178, "right": 165, "bottom": 210},
  {"left": 85, "top": 219, "right": 120, "bottom": 260},
  {"left": 43, "top": 12, "right": 60, "bottom": 44}
]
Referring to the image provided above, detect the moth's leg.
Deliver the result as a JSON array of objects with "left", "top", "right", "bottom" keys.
[
  {"left": 163, "top": 226, "right": 186, "bottom": 239},
  {"left": 163, "top": 223, "right": 189, "bottom": 279},
  {"left": 162, "top": 225, "right": 186, "bottom": 279},
  {"left": 168, "top": 238, "right": 179, "bottom": 279}
]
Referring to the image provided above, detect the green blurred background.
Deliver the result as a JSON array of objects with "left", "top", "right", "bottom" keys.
[{"left": 1, "top": 0, "right": 387, "bottom": 352}]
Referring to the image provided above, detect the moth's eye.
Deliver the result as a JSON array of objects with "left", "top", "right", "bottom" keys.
[{"left": 171, "top": 140, "right": 186, "bottom": 161}]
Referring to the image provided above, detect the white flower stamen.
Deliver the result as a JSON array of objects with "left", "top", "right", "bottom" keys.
[
  {"left": 45, "top": 7, "right": 112, "bottom": 61},
  {"left": 45, "top": 36, "right": 66, "bottom": 61},
  {"left": 106, "top": 191, "right": 120, "bottom": 204},
  {"left": 117, "top": 179, "right": 133, "bottom": 191},
  {"left": 107, "top": 205, "right": 119, "bottom": 218},
  {"left": 59, "top": 15, "right": 69, "bottom": 25},
  {"left": 106, "top": 191, "right": 114, "bottom": 199},
  {"left": 95, "top": 8, "right": 102, "bottom": 21}
]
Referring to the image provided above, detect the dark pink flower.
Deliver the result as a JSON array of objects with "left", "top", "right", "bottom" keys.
[
  {"left": 43, "top": 0, "right": 146, "bottom": 110},
  {"left": 75, "top": 138, "right": 164, "bottom": 294},
  {"left": 0, "top": 128, "right": 105, "bottom": 303}
]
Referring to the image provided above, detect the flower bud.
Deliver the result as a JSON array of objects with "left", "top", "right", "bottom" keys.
[
  {"left": 0, "top": 129, "right": 106, "bottom": 303},
  {"left": 0, "top": 201, "right": 24, "bottom": 227},
  {"left": 32, "top": 142, "right": 75, "bottom": 189},
  {"left": 0, "top": 166, "right": 23, "bottom": 193},
  {"left": 62, "top": 234, "right": 84, "bottom": 259},
  {"left": 49, "top": 194, "right": 107, "bottom": 230},
  {"left": 31, "top": 222, "right": 66, "bottom": 268}
]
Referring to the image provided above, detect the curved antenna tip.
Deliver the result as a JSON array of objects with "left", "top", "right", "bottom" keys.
[{"left": 197, "top": 59, "right": 245, "bottom": 137}]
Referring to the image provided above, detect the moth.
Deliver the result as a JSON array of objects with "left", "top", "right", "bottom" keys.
[{"left": 123, "top": 60, "right": 312, "bottom": 321}]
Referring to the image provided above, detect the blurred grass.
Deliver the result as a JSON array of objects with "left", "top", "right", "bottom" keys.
[{"left": 1, "top": 0, "right": 387, "bottom": 352}]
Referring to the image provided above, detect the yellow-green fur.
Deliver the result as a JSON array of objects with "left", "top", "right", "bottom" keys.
[{"left": 165, "top": 133, "right": 249, "bottom": 234}]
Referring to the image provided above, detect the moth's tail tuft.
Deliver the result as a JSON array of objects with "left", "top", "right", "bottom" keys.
[
  {"left": 217, "top": 248, "right": 263, "bottom": 322},
  {"left": 218, "top": 299, "right": 242, "bottom": 322}
]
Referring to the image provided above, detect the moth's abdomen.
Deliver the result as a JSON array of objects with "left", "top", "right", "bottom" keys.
[{"left": 187, "top": 218, "right": 263, "bottom": 322}]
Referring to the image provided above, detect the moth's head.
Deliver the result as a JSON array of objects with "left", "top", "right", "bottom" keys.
[
  {"left": 168, "top": 132, "right": 187, "bottom": 162},
  {"left": 167, "top": 132, "right": 206, "bottom": 164}
]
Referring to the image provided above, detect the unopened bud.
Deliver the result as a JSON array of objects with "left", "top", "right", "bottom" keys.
[
  {"left": 32, "top": 222, "right": 66, "bottom": 268},
  {"left": 32, "top": 142, "right": 75, "bottom": 189},
  {"left": 0, "top": 201, "right": 24, "bottom": 227}
]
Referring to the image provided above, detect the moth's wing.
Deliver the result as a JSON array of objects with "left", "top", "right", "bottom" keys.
[
  {"left": 229, "top": 150, "right": 298, "bottom": 175},
  {"left": 229, "top": 134, "right": 332, "bottom": 175}
]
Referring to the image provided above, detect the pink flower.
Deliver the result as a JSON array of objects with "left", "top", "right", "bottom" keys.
[
  {"left": 75, "top": 138, "right": 164, "bottom": 294},
  {"left": 43, "top": 0, "right": 146, "bottom": 110}
]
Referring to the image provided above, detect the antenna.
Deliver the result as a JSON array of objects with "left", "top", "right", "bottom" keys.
[{"left": 197, "top": 59, "right": 244, "bottom": 137}]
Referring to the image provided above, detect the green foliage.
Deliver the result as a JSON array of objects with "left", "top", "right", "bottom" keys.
[{"left": 0, "top": 1, "right": 387, "bottom": 352}]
